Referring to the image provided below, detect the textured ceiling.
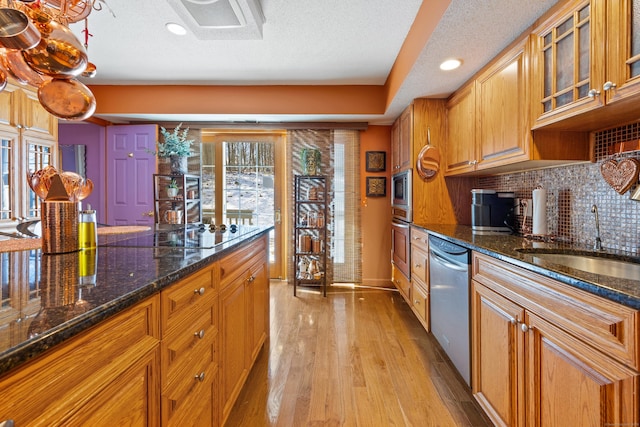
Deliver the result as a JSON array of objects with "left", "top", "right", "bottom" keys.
[{"left": 70, "top": 0, "right": 559, "bottom": 125}]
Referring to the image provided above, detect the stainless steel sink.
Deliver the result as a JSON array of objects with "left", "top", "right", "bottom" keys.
[{"left": 516, "top": 249, "right": 640, "bottom": 281}]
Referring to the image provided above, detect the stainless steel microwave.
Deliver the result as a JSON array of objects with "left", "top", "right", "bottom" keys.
[{"left": 391, "top": 169, "right": 412, "bottom": 222}]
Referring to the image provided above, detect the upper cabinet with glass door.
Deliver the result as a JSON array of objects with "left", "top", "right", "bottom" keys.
[
  {"left": 605, "top": 0, "right": 640, "bottom": 105},
  {"left": 531, "top": 0, "right": 640, "bottom": 130},
  {"left": 0, "top": 82, "right": 57, "bottom": 224}
]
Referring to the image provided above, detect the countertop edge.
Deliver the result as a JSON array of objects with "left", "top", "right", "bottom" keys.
[
  {"left": 0, "top": 227, "right": 273, "bottom": 378},
  {"left": 416, "top": 224, "right": 640, "bottom": 310}
]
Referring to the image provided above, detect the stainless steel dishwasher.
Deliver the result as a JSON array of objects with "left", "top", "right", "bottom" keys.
[{"left": 428, "top": 235, "right": 471, "bottom": 386}]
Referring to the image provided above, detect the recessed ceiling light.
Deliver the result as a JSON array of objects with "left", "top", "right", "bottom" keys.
[
  {"left": 166, "top": 22, "right": 187, "bottom": 36},
  {"left": 440, "top": 59, "right": 462, "bottom": 71}
]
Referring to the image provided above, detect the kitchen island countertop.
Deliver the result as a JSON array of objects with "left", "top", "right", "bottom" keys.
[
  {"left": 413, "top": 223, "right": 640, "bottom": 310},
  {"left": 0, "top": 225, "right": 273, "bottom": 377}
]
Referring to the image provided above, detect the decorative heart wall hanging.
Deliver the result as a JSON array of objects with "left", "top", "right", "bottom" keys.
[{"left": 600, "top": 157, "right": 640, "bottom": 194}]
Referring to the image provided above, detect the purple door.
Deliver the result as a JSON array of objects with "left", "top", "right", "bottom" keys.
[{"left": 106, "top": 124, "right": 157, "bottom": 225}]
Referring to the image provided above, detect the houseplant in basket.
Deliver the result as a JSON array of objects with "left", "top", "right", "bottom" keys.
[{"left": 155, "top": 123, "right": 194, "bottom": 174}]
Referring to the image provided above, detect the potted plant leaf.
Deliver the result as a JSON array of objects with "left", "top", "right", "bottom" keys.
[
  {"left": 166, "top": 178, "right": 179, "bottom": 198},
  {"left": 155, "top": 123, "right": 194, "bottom": 174}
]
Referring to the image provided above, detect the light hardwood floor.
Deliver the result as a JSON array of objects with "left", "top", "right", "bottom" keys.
[{"left": 225, "top": 281, "right": 491, "bottom": 427}]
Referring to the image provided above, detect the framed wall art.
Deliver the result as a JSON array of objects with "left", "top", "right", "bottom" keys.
[
  {"left": 366, "top": 176, "right": 386, "bottom": 197},
  {"left": 365, "top": 151, "right": 386, "bottom": 172}
]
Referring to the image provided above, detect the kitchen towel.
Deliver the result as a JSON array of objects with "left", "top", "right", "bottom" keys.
[{"left": 532, "top": 187, "right": 548, "bottom": 235}]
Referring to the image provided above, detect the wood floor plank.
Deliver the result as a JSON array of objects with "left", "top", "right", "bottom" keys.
[{"left": 225, "top": 282, "right": 491, "bottom": 427}]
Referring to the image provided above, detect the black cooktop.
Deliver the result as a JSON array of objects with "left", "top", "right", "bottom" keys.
[{"left": 101, "top": 224, "right": 258, "bottom": 249}]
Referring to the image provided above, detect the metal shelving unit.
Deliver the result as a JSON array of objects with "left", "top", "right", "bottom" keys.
[
  {"left": 293, "top": 175, "right": 328, "bottom": 297},
  {"left": 153, "top": 174, "right": 202, "bottom": 224}
]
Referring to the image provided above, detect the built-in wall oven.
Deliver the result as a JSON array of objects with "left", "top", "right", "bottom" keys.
[{"left": 391, "top": 169, "right": 412, "bottom": 223}]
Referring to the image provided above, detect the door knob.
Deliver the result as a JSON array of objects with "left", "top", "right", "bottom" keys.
[
  {"left": 128, "top": 152, "right": 134, "bottom": 158},
  {"left": 143, "top": 210, "right": 154, "bottom": 217}
]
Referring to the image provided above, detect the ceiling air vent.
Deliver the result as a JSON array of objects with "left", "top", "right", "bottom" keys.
[{"left": 166, "top": 0, "right": 265, "bottom": 40}]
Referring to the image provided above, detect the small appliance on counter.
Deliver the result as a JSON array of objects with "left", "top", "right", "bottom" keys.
[{"left": 471, "top": 189, "right": 516, "bottom": 234}]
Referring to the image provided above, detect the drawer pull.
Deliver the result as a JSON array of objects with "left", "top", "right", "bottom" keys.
[
  {"left": 247, "top": 275, "right": 255, "bottom": 283},
  {"left": 195, "top": 372, "right": 205, "bottom": 382},
  {"left": 194, "top": 287, "right": 205, "bottom": 296},
  {"left": 415, "top": 263, "right": 422, "bottom": 268},
  {"left": 195, "top": 329, "right": 205, "bottom": 339},
  {"left": 414, "top": 299, "right": 420, "bottom": 305}
]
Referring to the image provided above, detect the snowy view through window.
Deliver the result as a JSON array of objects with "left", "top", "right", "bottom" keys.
[{"left": 201, "top": 141, "right": 275, "bottom": 227}]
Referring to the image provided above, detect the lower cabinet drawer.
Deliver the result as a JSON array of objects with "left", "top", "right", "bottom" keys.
[
  {"left": 411, "top": 279, "right": 429, "bottom": 328},
  {"left": 162, "top": 331, "right": 217, "bottom": 424},
  {"left": 392, "top": 264, "right": 411, "bottom": 302},
  {"left": 162, "top": 301, "right": 218, "bottom": 387}
]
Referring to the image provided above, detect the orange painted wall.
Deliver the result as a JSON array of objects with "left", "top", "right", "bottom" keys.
[{"left": 360, "top": 125, "right": 393, "bottom": 287}]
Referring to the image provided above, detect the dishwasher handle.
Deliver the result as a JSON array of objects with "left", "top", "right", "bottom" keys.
[{"left": 429, "top": 245, "right": 469, "bottom": 272}]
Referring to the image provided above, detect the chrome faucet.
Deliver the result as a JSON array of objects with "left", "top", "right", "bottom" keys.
[{"left": 591, "top": 204, "right": 602, "bottom": 251}]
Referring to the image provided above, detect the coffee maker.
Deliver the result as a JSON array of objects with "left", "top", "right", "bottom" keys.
[{"left": 471, "top": 189, "right": 516, "bottom": 234}]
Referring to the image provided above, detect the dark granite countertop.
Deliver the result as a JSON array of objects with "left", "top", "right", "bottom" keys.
[
  {"left": 0, "top": 224, "right": 272, "bottom": 377},
  {"left": 412, "top": 223, "right": 640, "bottom": 310}
]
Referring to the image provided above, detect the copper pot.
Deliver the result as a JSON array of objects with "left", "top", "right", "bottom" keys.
[
  {"left": 0, "top": 8, "right": 41, "bottom": 50},
  {"left": 23, "top": 18, "right": 87, "bottom": 79},
  {"left": 37, "top": 78, "right": 96, "bottom": 120},
  {"left": 5, "top": 49, "right": 50, "bottom": 87}
]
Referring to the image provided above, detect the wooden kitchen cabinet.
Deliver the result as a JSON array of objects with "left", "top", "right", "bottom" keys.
[
  {"left": 160, "top": 265, "right": 218, "bottom": 426},
  {"left": 392, "top": 263, "right": 411, "bottom": 304},
  {"left": 472, "top": 252, "right": 640, "bottom": 427},
  {"left": 531, "top": 0, "right": 640, "bottom": 130},
  {"left": 0, "top": 81, "right": 57, "bottom": 222},
  {"left": 0, "top": 83, "right": 57, "bottom": 141},
  {"left": 409, "top": 226, "right": 429, "bottom": 330},
  {"left": 605, "top": 0, "right": 640, "bottom": 105},
  {"left": 391, "top": 105, "right": 412, "bottom": 172},
  {"left": 446, "top": 34, "right": 590, "bottom": 176},
  {"left": 0, "top": 296, "right": 161, "bottom": 426},
  {"left": 445, "top": 82, "right": 476, "bottom": 175},
  {"left": 219, "top": 234, "right": 269, "bottom": 425},
  {"left": 475, "top": 38, "right": 530, "bottom": 171}
]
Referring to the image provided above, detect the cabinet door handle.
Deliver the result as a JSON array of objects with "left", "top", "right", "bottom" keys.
[
  {"left": 509, "top": 317, "right": 517, "bottom": 325},
  {"left": 195, "top": 329, "right": 205, "bottom": 339},
  {"left": 587, "top": 88, "right": 600, "bottom": 98},
  {"left": 415, "top": 263, "right": 422, "bottom": 268},
  {"left": 603, "top": 81, "right": 617, "bottom": 91},
  {"left": 521, "top": 323, "right": 531, "bottom": 333},
  {"left": 247, "top": 275, "right": 255, "bottom": 283},
  {"left": 194, "top": 287, "right": 205, "bottom": 296},
  {"left": 195, "top": 372, "right": 205, "bottom": 382},
  {"left": 414, "top": 299, "right": 420, "bottom": 305}
]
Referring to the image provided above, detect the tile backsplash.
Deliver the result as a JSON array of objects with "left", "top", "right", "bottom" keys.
[{"left": 477, "top": 124, "right": 640, "bottom": 254}]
